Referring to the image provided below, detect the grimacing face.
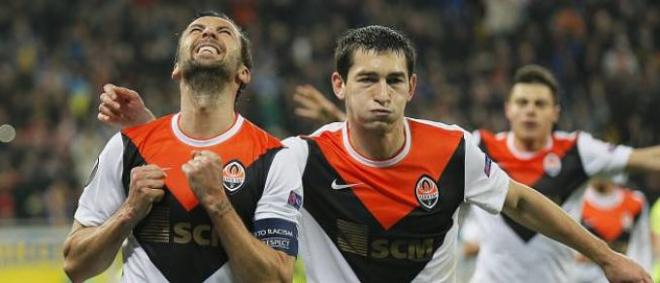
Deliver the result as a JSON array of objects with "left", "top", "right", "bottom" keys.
[
  {"left": 505, "top": 83, "right": 560, "bottom": 144},
  {"left": 172, "top": 16, "right": 245, "bottom": 82},
  {"left": 332, "top": 49, "right": 416, "bottom": 133}
]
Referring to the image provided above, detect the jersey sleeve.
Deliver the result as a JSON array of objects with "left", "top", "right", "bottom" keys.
[
  {"left": 577, "top": 132, "right": 633, "bottom": 177},
  {"left": 463, "top": 131, "right": 511, "bottom": 214},
  {"left": 253, "top": 140, "right": 306, "bottom": 257},
  {"left": 74, "top": 133, "right": 126, "bottom": 227}
]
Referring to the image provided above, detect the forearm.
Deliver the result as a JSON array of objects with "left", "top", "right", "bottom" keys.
[
  {"left": 503, "top": 182, "right": 613, "bottom": 265},
  {"left": 63, "top": 209, "right": 134, "bottom": 282},
  {"left": 627, "top": 146, "right": 660, "bottom": 172},
  {"left": 206, "top": 199, "right": 293, "bottom": 283}
]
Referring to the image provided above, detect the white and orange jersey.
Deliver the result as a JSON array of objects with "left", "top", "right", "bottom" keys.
[
  {"left": 74, "top": 113, "right": 303, "bottom": 283},
  {"left": 468, "top": 130, "right": 633, "bottom": 283},
  {"left": 285, "top": 118, "right": 511, "bottom": 283},
  {"left": 570, "top": 186, "right": 651, "bottom": 283}
]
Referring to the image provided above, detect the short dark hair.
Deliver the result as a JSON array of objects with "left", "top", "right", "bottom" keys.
[
  {"left": 511, "top": 65, "right": 559, "bottom": 104},
  {"left": 176, "top": 11, "right": 253, "bottom": 95},
  {"left": 334, "top": 25, "right": 416, "bottom": 80}
]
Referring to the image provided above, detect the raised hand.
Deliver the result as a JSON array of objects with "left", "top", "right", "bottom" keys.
[
  {"left": 98, "top": 83, "right": 155, "bottom": 128},
  {"left": 292, "top": 84, "right": 346, "bottom": 124}
]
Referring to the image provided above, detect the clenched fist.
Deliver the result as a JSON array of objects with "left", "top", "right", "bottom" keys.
[
  {"left": 124, "top": 165, "right": 166, "bottom": 225},
  {"left": 182, "top": 150, "right": 226, "bottom": 207}
]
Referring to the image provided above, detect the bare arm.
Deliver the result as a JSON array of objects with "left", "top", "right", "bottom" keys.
[
  {"left": 627, "top": 146, "right": 660, "bottom": 172},
  {"left": 63, "top": 166, "right": 165, "bottom": 283},
  {"left": 63, "top": 215, "right": 133, "bottom": 282},
  {"left": 206, "top": 200, "right": 295, "bottom": 283},
  {"left": 98, "top": 84, "right": 156, "bottom": 128},
  {"left": 183, "top": 151, "right": 294, "bottom": 283},
  {"left": 502, "top": 180, "right": 651, "bottom": 283}
]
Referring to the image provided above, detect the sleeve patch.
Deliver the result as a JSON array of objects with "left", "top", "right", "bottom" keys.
[
  {"left": 287, "top": 191, "right": 302, "bottom": 210},
  {"left": 484, "top": 155, "right": 492, "bottom": 177},
  {"left": 253, "top": 218, "right": 298, "bottom": 256}
]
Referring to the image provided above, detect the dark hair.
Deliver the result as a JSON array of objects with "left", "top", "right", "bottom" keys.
[
  {"left": 176, "top": 11, "right": 253, "bottom": 95},
  {"left": 511, "top": 65, "right": 559, "bottom": 104},
  {"left": 334, "top": 25, "right": 416, "bottom": 80}
]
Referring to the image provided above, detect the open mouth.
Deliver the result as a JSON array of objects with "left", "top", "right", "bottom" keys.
[{"left": 193, "top": 42, "right": 222, "bottom": 56}]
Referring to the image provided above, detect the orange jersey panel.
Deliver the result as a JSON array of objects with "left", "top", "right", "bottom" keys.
[
  {"left": 582, "top": 189, "right": 644, "bottom": 242},
  {"left": 122, "top": 114, "right": 282, "bottom": 211},
  {"left": 313, "top": 121, "right": 464, "bottom": 230}
]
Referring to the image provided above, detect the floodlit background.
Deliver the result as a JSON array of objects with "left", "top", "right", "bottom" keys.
[{"left": 0, "top": 0, "right": 658, "bottom": 282}]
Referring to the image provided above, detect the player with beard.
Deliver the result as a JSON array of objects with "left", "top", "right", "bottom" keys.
[{"left": 63, "top": 12, "right": 302, "bottom": 283}]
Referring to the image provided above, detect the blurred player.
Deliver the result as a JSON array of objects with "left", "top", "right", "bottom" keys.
[
  {"left": 569, "top": 175, "right": 651, "bottom": 283},
  {"left": 63, "top": 11, "right": 301, "bottom": 283},
  {"left": 96, "top": 26, "right": 652, "bottom": 283}
]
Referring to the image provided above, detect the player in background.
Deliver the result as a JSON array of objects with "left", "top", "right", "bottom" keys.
[
  {"left": 568, "top": 174, "right": 651, "bottom": 283},
  {"left": 63, "top": 11, "right": 301, "bottom": 283}
]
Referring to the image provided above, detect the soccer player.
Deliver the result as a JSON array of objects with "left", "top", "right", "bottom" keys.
[
  {"left": 63, "top": 12, "right": 302, "bottom": 283},
  {"left": 569, "top": 175, "right": 651, "bottom": 283},
  {"left": 97, "top": 26, "right": 651, "bottom": 282},
  {"left": 292, "top": 64, "right": 660, "bottom": 282}
]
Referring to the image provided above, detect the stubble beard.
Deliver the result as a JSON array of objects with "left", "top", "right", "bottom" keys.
[{"left": 180, "top": 57, "right": 237, "bottom": 107}]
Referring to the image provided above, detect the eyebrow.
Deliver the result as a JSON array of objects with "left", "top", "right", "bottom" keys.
[
  {"left": 386, "top": 72, "right": 406, "bottom": 78},
  {"left": 187, "top": 24, "right": 235, "bottom": 34}
]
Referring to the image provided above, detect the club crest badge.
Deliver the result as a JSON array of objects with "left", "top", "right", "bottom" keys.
[
  {"left": 543, "top": 153, "right": 562, "bottom": 177},
  {"left": 415, "top": 176, "right": 439, "bottom": 211},
  {"left": 223, "top": 160, "right": 246, "bottom": 192}
]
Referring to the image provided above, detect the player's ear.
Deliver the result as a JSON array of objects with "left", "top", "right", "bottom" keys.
[
  {"left": 237, "top": 65, "right": 251, "bottom": 85},
  {"left": 331, "top": 72, "right": 345, "bottom": 100},
  {"left": 407, "top": 73, "right": 417, "bottom": 102},
  {"left": 172, "top": 63, "right": 182, "bottom": 81}
]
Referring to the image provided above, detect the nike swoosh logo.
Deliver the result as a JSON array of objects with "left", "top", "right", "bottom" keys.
[{"left": 331, "top": 179, "right": 362, "bottom": 190}]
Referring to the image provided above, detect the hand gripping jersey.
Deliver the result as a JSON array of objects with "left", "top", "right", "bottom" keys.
[
  {"left": 469, "top": 130, "right": 632, "bottom": 283},
  {"left": 569, "top": 186, "right": 650, "bottom": 283},
  {"left": 74, "top": 113, "right": 302, "bottom": 283},
  {"left": 285, "top": 118, "right": 510, "bottom": 283}
]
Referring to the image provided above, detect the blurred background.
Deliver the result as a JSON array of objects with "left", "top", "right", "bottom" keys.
[{"left": 0, "top": 0, "right": 658, "bottom": 282}]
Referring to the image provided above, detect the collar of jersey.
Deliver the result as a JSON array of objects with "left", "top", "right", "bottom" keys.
[
  {"left": 341, "top": 118, "right": 412, "bottom": 168},
  {"left": 584, "top": 186, "right": 624, "bottom": 209},
  {"left": 506, "top": 131, "right": 553, "bottom": 160},
  {"left": 171, "top": 112, "right": 244, "bottom": 147}
]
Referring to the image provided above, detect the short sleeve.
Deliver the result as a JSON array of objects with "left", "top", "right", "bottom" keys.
[
  {"left": 74, "top": 133, "right": 126, "bottom": 227},
  {"left": 577, "top": 132, "right": 632, "bottom": 177},
  {"left": 253, "top": 143, "right": 305, "bottom": 256},
  {"left": 463, "top": 131, "right": 511, "bottom": 214}
]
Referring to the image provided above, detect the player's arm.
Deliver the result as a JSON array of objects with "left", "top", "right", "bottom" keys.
[
  {"left": 183, "top": 150, "right": 296, "bottom": 282},
  {"left": 63, "top": 215, "right": 135, "bottom": 282},
  {"left": 98, "top": 83, "right": 155, "bottom": 128},
  {"left": 502, "top": 180, "right": 652, "bottom": 283},
  {"left": 63, "top": 165, "right": 165, "bottom": 283},
  {"left": 293, "top": 84, "right": 345, "bottom": 124},
  {"left": 627, "top": 146, "right": 660, "bottom": 172}
]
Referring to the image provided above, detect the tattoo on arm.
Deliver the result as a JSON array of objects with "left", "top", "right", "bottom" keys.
[{"left": 209, "top": 200, "right": 233, "bottom": 217}]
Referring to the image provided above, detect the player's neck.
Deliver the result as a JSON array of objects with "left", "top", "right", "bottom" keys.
[
  {"left": 348, "top": 119, "right": 406, "bottom": 161},
  {"left": 179, "top": 84, "right": 236, "bottom": 140},
  {"left": 513, "top": 134, "right": 549, "bottom": 153}
]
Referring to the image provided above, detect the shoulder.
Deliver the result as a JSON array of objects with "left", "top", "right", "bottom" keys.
[
  {"left": 406, "top": 118, "right": 469, "bottom": 139},
  {"left": 309, "top": 122, "right": 344, "bottom": 137},
  {"left": 241, "top": 118, "right": 283, "bottom": 148}
]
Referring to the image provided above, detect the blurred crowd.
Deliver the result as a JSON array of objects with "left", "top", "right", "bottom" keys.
[{"left": 0, "top": 0, "right": 658, "bottom": 224}]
